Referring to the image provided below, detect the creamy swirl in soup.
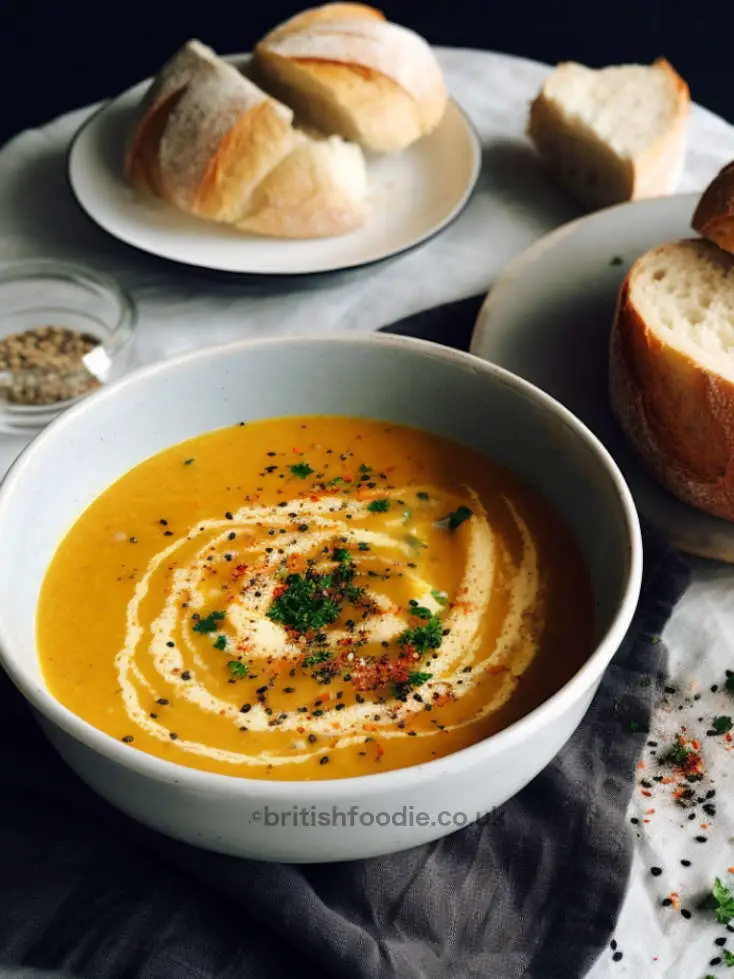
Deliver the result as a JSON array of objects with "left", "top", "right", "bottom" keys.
[{"left": 37, "top": 417, "right": 593, "bottom": 780}]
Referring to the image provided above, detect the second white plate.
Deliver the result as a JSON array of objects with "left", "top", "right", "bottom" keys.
[
  {"left": 67, "top": 56, "right": 481, "bottom": 276},
  {"left": 471, "top": 192, "right": 734, "bottom": 563}
]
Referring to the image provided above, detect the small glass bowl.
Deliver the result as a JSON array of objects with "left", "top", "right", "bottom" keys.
[{"left": 0, "top": 260, "right": 137, "bottom": 435}]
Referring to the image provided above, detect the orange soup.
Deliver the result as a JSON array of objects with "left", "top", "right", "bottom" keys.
[{"left": 37, "top": 416, "right": 593, "bottom": 780}]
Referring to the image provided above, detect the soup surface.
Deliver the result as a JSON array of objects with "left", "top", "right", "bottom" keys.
[{"left": 38, "top": 416, "right": 593, "bottom": 780}]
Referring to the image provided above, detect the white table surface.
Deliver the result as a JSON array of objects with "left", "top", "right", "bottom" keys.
[{"left": 2, "top": 47, "right": 734, "bottom": 978}]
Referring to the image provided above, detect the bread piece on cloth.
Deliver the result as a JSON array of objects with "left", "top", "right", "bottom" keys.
[
  {"left": 252, "top": 3, "right": 447, "bottom": 154},
  {"left": 528, "top": 58, "right": 689, "bottom": 210},
  {"left": 609, "top": 238, "right": 734, "bottom": 520}
]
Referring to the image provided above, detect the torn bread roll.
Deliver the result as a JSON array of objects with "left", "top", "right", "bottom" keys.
[
  {"left": 124, "top": 40, "right": 367, "bottom": 238},
  {"left": 251, "top": 3, "right": 448, "bottom": 154},
  {"left": 528, "top": 58, "right": 689, "bottom": 210},
  {"left": 609, "top": 238, "right": 734, "bottom": 521}
]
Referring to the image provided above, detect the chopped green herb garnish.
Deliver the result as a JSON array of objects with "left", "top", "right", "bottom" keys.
[
  {"left": 213, "top": 634, "right": 228, "bottom": 651},
  {"left": 368, "top": 498, "right": 390, "bottom": 513},
  {"left": 416, "top": 491, "right": 430, "bottom": 501},
  {"left": 326, "top": 476, "right": 345, "bottom": 488},
  {"left": 192, "top": 610, "right": 226, "bottom": 633},
  {"left": 184, "top": 458, "right": 195, "bottom": 465},
  {"left": 408, "top": 671, "right": 432, "bottom": 686},
  {"left": 268, "top": 559, "right": 363, "bottom": 634},
  {"left": 302, "top": 650, "right": 331, "bottom": 668},
  {"left": 359, "top": 464, "right": 372, "bottom": 475},
  {"left": 726, "top": 670, "right": 734, "bottom": 694},
  {"left": 436, "top": 505, "right": 474, "bottom": 531},
  {"left": 713, "top": 878, "right": 734, "bottom": 924},
  {"left": 358, "top": 541, "right": 370, "bottom": 551},
  {"left": 664, "top": 738, "right": 691, "bottom": 765},
  {"left": 408, "top": 603, "right": 433, "bottom": 620},
  {"left": 723, "top": 948, "right": 734, "bottom": 966},
  {"left": 431, "top": 589, "right": 448, "bottom": 606},
  {"left": 610, "top": 256, "right": 623, "bottom": 266},
  {"left": 398, "top": 610, "right": 443, "bottom": 654},
  {"left": 712, "top": 715, "right": 733, "bottom": 734},
  {"left": 227, "top": 661, "right": 248, "bottom": 679},
  {"left": 629, "top": 720, "right": 640, "bottom": 733},
  {"left": 332, "top": 547, "right": 350, "bottom": 563},
  {"left": 290, "top": 462, "right": 314, "bottom": 479}
]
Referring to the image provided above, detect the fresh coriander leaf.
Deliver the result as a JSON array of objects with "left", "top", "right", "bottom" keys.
[
  {"left": 227, "top": 661, "right": 248, "bottom": 678},
  {"left": 359, "top": 464, "right": 372, "bottom": 475},
  {"left": 726, "top": 671, "right": 734, "bottom": 694},
  {"left": 431, "top": 589, "right": 448, "bottom": 606},
  {"left": 184, "top": 458, "right": 195, "bottom": 465},
  {"left": 213, "top": 634, "right": 227, "bottom": 651},
  {"left": 367, "top": 498, "right": 390, "bottom": 513},
  {"left": 416, "top": 491, "right": 430, "bottom": 501},
  {"left": 192, "top": 610, "right": 226, "bottom": 633},
  {"left": 723, "top": 948, "right": 734, "bottom": 966},
  {"left": 610, "top": 256, "right": 623, "bottom": 266},
  {"left": 358, "top": 541, "right": 370, "bottom": 551},
  {"left": 713, "top": 715, "right": 733, "bottom": 735},
  {"left": 332, "top": 547, "right": 350, "bottom": 563},
  {"left": 290, "top": 462, "right": 314, "bottom": 479}
]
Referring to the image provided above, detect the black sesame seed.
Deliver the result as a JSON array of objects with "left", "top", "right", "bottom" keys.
[
  {"left": 122, "top": 735, "right": 134, "bottom": 743},
  {"left": 181, "top": 671, "right": 191, "bottom": 681},
  {"left": 710, "top": 957, "right": 722, "bottom": 967},
  {"left": 156, "top": 698, "right": 169, "bottom": 706},
  {"left": 681, "top": 859, "right": 691, "bottom": 867},
  {"left": 610, "top": 940, "right": 617, "bottom": 951},
  {"left": 694, "top": 835, "right": 708, "bottom": 843},
  {"left": 225, "top": 512, "right": 233, "bottom": 520},
  {"left": 129, "top": 536, "right": 137, "bottom": 544},
  {"left": 169, "top": 732, "right": 179, "bottom": 740},
  {"left": 319, "top": 756, "right": 329, "bottom": 765},
  {"left": 715, "top": 937, "right": 727, "bottom": 947},
  {"left": 662, "top": 898, "right": 672, "bottom": 907},
  {"left": 681, "top": 909, "right": 692, "bottom": 919},
  {"left": 166, "top": 641, "right": 175, "bottom": 648},
  {"left": 240, "top": 704, "right": 251, "bottom": 713},
  {"left": 612, "top": 952, "right": 623, "bottom": 962},
  {"left": 650, "top": 866, "right": 663, "bottom": 876}
]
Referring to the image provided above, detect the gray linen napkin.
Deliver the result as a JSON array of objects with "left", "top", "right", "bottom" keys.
[{"left": 0, "top": 297, "right": 690, "bottom": 979}]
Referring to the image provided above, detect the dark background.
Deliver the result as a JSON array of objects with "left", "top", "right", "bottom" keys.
[{"left": 0, "top": 0, "right": 730, "bottom": 147}]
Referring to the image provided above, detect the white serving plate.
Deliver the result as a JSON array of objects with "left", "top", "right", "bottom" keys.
[
  {"left": 67, "top": 56, "right": 481, "bottom": 276},
  {"left": 471, "top": 192, "right": 734, "bottom": 562}
]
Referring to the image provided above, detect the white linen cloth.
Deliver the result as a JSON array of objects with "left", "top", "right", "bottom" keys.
[{"left": 0, "top": 48, "right": 733, "bottom": 978}]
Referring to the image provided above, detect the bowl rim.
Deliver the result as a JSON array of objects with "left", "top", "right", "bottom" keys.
[{"left": 0, "top": 331, "right": 643, "bottom": 797}]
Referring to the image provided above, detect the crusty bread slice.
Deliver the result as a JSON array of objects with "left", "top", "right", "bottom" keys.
[
  {"left": 251, "top": 6, "right": 447, "bottom": 154},
  {"left": 528, "top": 58, "right": 689, "bottom": 210},
  {"left": 609, "top": 238, "right": 734, "bottom": 520},
  {"left": 692, "top": 161, "right": 734, "bottom": 255},
  {"left": 125, "top": 39, "right": 369, "bottom": 238}
]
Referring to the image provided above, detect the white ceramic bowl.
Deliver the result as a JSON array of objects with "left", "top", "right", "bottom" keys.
[{"left": 0, "top": 335, "right": 642, "bottom": 862}]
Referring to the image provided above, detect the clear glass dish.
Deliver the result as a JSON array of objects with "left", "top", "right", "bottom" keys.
[{"left": 0, "top": 260, "right": 137, "bottom": 436}]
